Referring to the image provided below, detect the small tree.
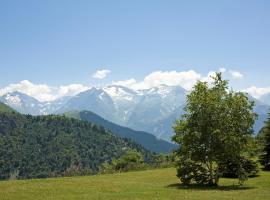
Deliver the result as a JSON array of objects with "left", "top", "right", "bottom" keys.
[
  {"left": 99, "top": 150, "right": 145, "bottom": 173},
  {"left": 259, "top": 111, "right": 270, "bottom": 170},
  {"left": 172, "top": 73, "right": 256, "bottom": 185}
]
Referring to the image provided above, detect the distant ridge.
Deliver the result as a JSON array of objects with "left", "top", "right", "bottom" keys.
[{"left": 65, "top": 110, "right": 177, "bottom": 153}]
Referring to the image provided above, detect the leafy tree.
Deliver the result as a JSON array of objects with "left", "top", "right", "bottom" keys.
[
  {"left": 152, "top": 153, "right": 174, "bottom": 168},
  {"left": 99, "top": 150, "right": 147, "bottom": 173},
  {"left": 172, "top": 73, "right": 256, "bottom": 185},
  {"left": 259, "top": 111, "right": 270, "bottom": 170},
  {"left": 112, "top": 150, "right": 144, "bottom": 172}
]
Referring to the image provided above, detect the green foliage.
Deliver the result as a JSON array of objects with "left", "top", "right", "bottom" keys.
[
  {"left": 0, "top": 112, "right": 152, "bottom": 180},
  {"left": 99, "top": 151, "right": 175, "bottom": 174},
  {"left": 152, "top": 153, "right": 175, "bottom": 168},
  {"left": 99, "top": 150, "right": 148, "bottom": 173},
  {"left": 0, "top": 102, "right": 16, "bottom": 113},
  {"left": 175, "top": 158, "right": 212, "bottom": 185},
  {"left": 65, "top": 110, "right": 176, "bottom": 153},
  {"left": 259, "top": 111, "right": 270, "bottom": 170},
  {"left": 219, "top": 157, "right": 259, "bottom": 178},
  {"left": 172, "top": 73, "right": 257, "bottom": 185}
]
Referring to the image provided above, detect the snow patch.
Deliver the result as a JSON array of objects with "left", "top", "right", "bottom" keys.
[{"left": 5, "top": 94, "right": 22, "bottom": 107}]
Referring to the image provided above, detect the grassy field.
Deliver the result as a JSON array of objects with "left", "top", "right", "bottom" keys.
[{"left": 0, "top": 168, "right": 269, "bottom": 200}]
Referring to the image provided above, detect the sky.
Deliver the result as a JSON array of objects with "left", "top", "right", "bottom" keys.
[{"left": 0, "top": 0, "right": 270, "bottom": 101}]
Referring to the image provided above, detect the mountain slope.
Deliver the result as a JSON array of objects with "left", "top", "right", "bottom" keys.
[
  {"left": 0, "top": 112, "right": 151, "bottom": 180},
  {"left": 0, "top": 91, "right": 43, "bottom": 115},
  {"left": 259, "top": 93, "right": 270, "bottom": 105},
  {"left": 65, "top": 110, "right": 176, "bottom": 153},
  {"left": 126, "top": 85, "right": 186, "bottom": 140},
  {"left": 0, "top": 102, "right": 16, "bottom": 113},
  {"left": 103, "top": 85, "right": 141, "bottom": 125},
  {"left": 55, "top": 88, "right": 117, "bottom": 122},
  {"left": 0, "top": 92, "right": 71, "bottom": 115}
]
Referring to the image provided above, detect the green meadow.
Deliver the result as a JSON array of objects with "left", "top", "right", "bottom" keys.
[{"left": 0, "top": 168, "right": 269, "bottom": 200}]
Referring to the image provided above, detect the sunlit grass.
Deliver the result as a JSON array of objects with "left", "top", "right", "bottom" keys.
[{"left": 0, "top": 168, "right": 269, "bottom": 200}]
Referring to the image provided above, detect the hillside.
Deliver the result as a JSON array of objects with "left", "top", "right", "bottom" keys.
[
  {"left": 0, "top": 102, "right": 16, "bottom": 113},
  {"left": 65, "top": 110, "right": 176, "bottom": 153},
  {"left": 0, "top": 168, "right": 269, "bottom": 200},
  {"left": 0, "top": 112, "right": 151, "bottom": 180}
]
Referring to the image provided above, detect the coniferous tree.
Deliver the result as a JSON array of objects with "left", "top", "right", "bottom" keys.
[{"left": 259, "top": 111, "right": 270, "bottom": 170}]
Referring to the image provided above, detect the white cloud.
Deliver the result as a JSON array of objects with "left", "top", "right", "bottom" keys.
[
  {"left": 92, "top": 69, "right": 111, "bottom": 79},
  {"left": 112, "top": 79, "right": 137, "bottom": 88},
  {"left": 0, "top": 80, "right": 55, "bottom": 102},
  {"left": 58, "top": 84, "right": 89, "bottom": 97},
  {"left": 113, "top": 70, "right": 202, "bottom": 91},
  {"left": 230, "top": 70, "right": 244, "bottom": 79},
  {"left": 242, "top": 86, "right": 270, "bottom": 99},
  {"left": 112, "top": 69, "right": 245, "bottom": 91},
  {"left": 0, "top": 80, "right": 89, "bottom": 102},
  {"left": 201, "top": 71, "right": 217, "bottom": 84}
]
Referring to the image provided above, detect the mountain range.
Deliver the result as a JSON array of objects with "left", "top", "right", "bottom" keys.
[{"left": 0, "top": 84, "right": 269, "bottom": 141}]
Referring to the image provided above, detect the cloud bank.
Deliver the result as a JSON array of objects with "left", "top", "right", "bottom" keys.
[
  {"left": 242, "top": 86, "right": 270, "bottom": 99},
  {"left": 0, "top": 80, "right": 89, "bottom": 102},
  {"left": 113, "top": 70, "right": 201, "bottom": 90},
  {"left": 112, "top": 68, "right": 242, "bottom": 91},
  {"left": 1, "top": 68, "right": 260, "bottom": 102}
]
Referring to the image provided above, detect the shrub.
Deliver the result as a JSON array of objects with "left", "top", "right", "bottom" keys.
[{"left": 219, "top": 157, "right": 259, "bottom": 178}]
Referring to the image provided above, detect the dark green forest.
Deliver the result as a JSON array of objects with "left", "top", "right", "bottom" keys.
[
  {"left": 65, "top": 110, "right": 176, "bottom": 153},
  {"left": 0, "top": 111, "right": 152, "bottom": 180}
]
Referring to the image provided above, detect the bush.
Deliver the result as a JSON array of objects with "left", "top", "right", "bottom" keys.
[
  {"left": 99, "top": 150, "right": 150, "bottom": 174},
  {"left": 63, "top": 165, "right": 93, "bottom": 177},
  {"left": 176, "top": 158, "right": 214, "bottom": 185},
  {"left": 218, "top": 157, "right": 259, "bottom": 178}
]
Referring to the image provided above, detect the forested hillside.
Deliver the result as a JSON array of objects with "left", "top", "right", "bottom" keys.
[
  {"left": 65, "top": 110, "right": 176, "bottom": 153},
  {"left": 0, "top": 111, "right": 152, "bottom": 180},
  {"left": 0, "top": 102, "right": 16, "bottom": 113}
]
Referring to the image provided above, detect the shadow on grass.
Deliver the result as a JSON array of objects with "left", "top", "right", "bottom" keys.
[{"left": 167, "top": 183, "right": 255, "bottom": 191}]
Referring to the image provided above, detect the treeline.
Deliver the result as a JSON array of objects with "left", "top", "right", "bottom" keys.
[
  {"left": 99, "top": 150, "right": 174, "bottom": 174},
  {"left": 0, "top": 112, "right": 153, "bottom": 180}
]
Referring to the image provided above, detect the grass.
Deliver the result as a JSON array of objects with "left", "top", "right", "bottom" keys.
[{"left": 0, "top": 168, "right": 269, "bottom": 200}]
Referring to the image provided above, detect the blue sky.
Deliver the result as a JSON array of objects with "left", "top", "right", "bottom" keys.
[{"left": 0, "top": 0, "right": 270, "bottom": 100}]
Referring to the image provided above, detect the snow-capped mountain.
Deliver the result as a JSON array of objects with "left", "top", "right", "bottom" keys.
[
  {"left": 0, "top": 91, "right": 44, "bottom": 115},
  {"left": 0, "top": 92, "right": 71, "bottom": 115},
  {"left": 54, "top": 85, "right": 187, "bottom": 132},
  {"left": 0, "top": 84, "right": 268, "bottom": 141},
  {"left": 55, "top": 87, "right": 118, "bottom": 123},
  {"left": 126, "top": 85, "right": 186, "bottom": 140},
  {"left": 103, "top": 85, "right": 141, "bottom": 125}
]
